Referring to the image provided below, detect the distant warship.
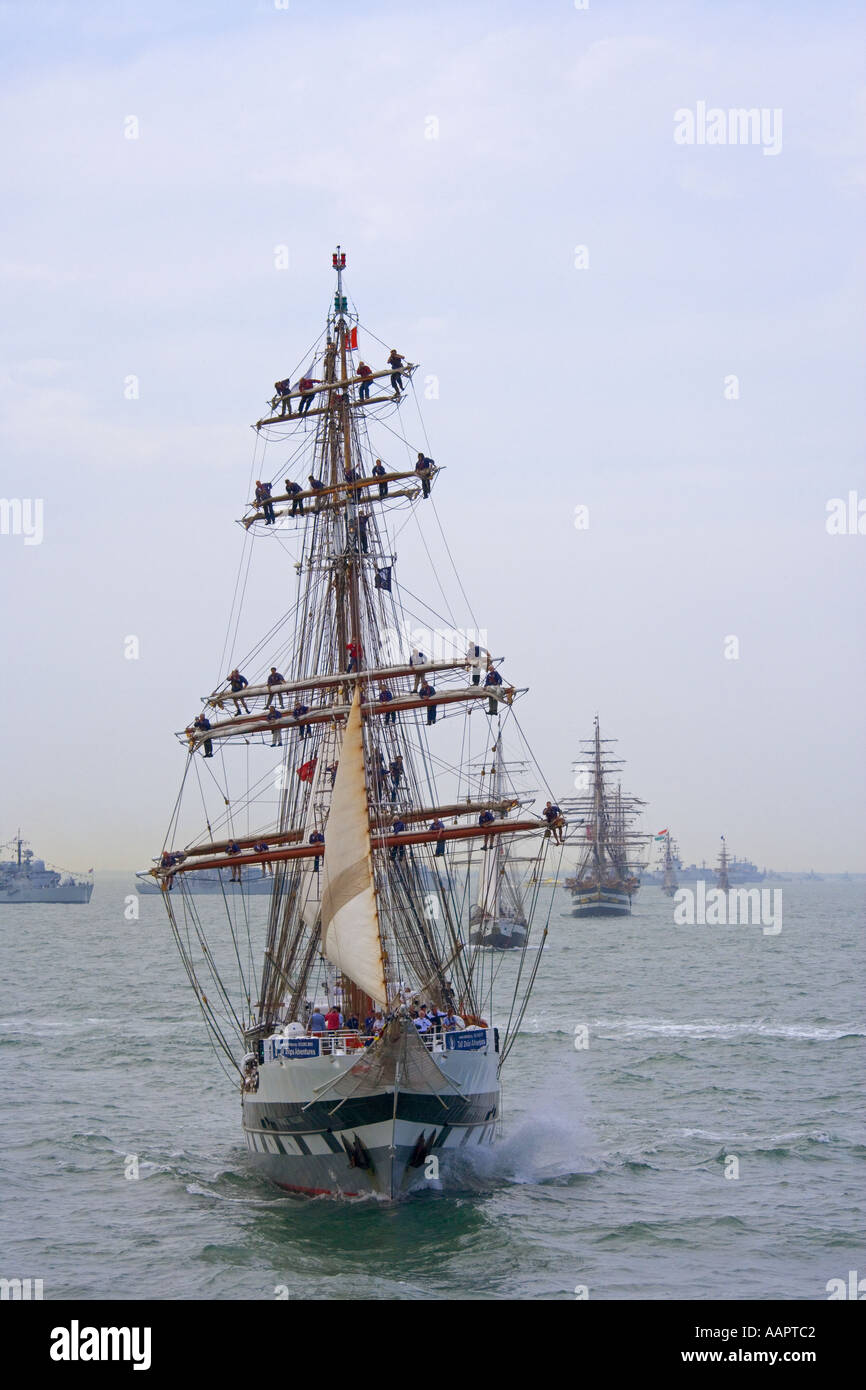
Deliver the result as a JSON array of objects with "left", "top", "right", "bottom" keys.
[{"left": 0, "top": 834, "right": 93, "bottom": 904}]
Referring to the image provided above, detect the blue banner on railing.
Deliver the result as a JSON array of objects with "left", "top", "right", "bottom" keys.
[
  {"left": 270, "top": 1037, "right": 319, "bottom": 1060},
  {"left": 446, "top": 1029, "right": 487, "bottom": 1051}
]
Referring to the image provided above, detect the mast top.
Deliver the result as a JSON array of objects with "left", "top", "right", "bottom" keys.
[{"left": 332, "top": 244, "right": 348, "bottom": 326}]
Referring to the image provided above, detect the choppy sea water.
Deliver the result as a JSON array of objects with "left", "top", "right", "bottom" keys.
[{"left": 1, "top": 874, "right": 863, "bottom": 1301}]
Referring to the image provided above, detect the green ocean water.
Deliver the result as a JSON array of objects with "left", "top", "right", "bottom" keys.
[{"left": 1, "top": 874, "right": 863, "bottom": 1300}]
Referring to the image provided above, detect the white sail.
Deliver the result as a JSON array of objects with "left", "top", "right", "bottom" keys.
[{"left": 320, "top": 688, "right": 388, "bottom": 1004}]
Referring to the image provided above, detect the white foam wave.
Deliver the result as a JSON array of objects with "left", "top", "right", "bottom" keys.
[{"left": 590, "top": 1017, "right": 864, "bottom": 1043}]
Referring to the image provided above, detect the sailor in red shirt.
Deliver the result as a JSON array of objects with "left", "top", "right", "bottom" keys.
[
  {"left": 357, "top": 361, "right": 373, "bottom": 401},
  {"left": 297, "top": 376, "right": 319, "bottom": 416},
  {"left": 325, "top": 1006, "right": 341, "bottom": 1031}
]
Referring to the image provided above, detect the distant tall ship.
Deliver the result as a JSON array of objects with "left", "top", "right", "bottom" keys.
[
  {"left": 468, "top": 734, "right": 536, "bottom": 950},
  {"left": 562, "top": 718, "right": 648, "bottom": 917},
  {"left": 717, "top": 836, "right": 730, "bottom": 893},
  {"left": 660, "top": 831, "right": 679, "bottom": 897},
  {"left": 0, "top": 834, "right": 93, "bottom": 904}
]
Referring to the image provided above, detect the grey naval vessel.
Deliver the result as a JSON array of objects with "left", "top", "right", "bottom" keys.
[{"left": 0, "top": 834, "right": 93, "bottom": 904}]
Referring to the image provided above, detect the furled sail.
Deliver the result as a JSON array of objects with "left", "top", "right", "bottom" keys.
[{"left": 320, "top": 687, "right": 388, "bottom": 1004}]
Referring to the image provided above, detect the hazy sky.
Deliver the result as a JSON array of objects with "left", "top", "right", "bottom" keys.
[{"left": 1, "top": 0, "right": 863, "bottom": 871}]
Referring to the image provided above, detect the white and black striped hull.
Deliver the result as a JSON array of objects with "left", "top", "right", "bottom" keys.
[
  {"left": 570, "top": 888, "right": 632, "bottom": 917},
  {"left": 243, "top": 1022, "right": 500, "bottom": 1199}
]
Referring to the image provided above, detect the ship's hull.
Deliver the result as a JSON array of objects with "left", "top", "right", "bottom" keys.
[
  {"left": 468, "top": 923, "right": 527, "bottom": 950},
  {"left": 243, "top": 1020, "right": 500, "bottom": 1199},
  {"left": 570, "top": 887, "right": 632, "bottom": 917},
  {"left": 0, "top": 883, "right": 92, "bottom": 904}
]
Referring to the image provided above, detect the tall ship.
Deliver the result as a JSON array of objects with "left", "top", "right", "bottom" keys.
[
  {"left": 0, "top": 834, "right": 93, "bottom": 904},
  {"left": 659, "top": 830, "right": 679, "bottom": 897},
  {"left": 561, "top": 718, "right": 648, "bottom": 917},
  {"left": 150, "top": 249, "right": 556, "bottom": 1199},
  {"left": 717, "top": 836, "right": 730, "bottom": 893},
  {"left": 467, "top": 734, "right": 539, "bottom": 950}
]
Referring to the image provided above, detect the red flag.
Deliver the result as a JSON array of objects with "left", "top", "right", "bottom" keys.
[
  {"left": 297, "top": 758, "right": 317, "bottom": 783},
  {"left": 346, "top": 327, "right": 358, "bottom": 350}
]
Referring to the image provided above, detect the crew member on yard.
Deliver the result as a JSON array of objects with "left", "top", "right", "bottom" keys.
[
  {"left": 389, "top": 754, "right": 404, "bottom": 801},
  {"left": 387, "top": 348, "right": 405, "bottom": 394},
  {"left": 415, "top": 452, "right": 434, "bottom": 498},
  {"left": 193, "top": 714, "right": 214, "bottom": 758},
  {"left": 484, "top": 663, "right": 503, "bottom": 715},
  {"left": 253, "top": 840, "right": 271, "bottom": 874},
  {"left": 391, "top": 817, "right": 407, "bottom": 862},
  {"left": 418, "top": 679, "right": 437, "bottom": 724},
  {"left": 291, "top": 700, "right": 310, "bottom": 739},
  {"left": 429, "top": 817, "right": 446, "bottom": 858},
  {"left": 542, "top": 801, "right": 565, "bottom": 846},
  {"left": 357, "top": 361, "right": 373, "bottom": 400},
  {"left": 309, "top": 830, "right": 325, "bottom": 872},
  {"left": 266, "top": 667, "right": 286, "bottom": 708},
  {"left": 255, "top": 481, "right": 276, "bottom": 525},
  {"left": 410, "top": 645, "right": 428, "bottom": 691},
  {"left": 379, "top": 687, "right": 396, "bottom": 724},
  {"left": 227, "top": 668, "right": 250, "bottom": 715},
  {"left": 297, "top": 375, "right": 319, "bottom": 416},
  {"left": 227, "top": 839, "right": 242, "bottom": 882},
  {"left": 285, "top": 480, "right": 304, "bottom": 516},
  {"left": 372, "top": 459, "right": 388, "bottom": 498},
  {"left": 266, "top": 705, "right": 283, "bottom": 746},
  {"left": 274, "top": 379, "right": 292, "bottom": 416}
]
